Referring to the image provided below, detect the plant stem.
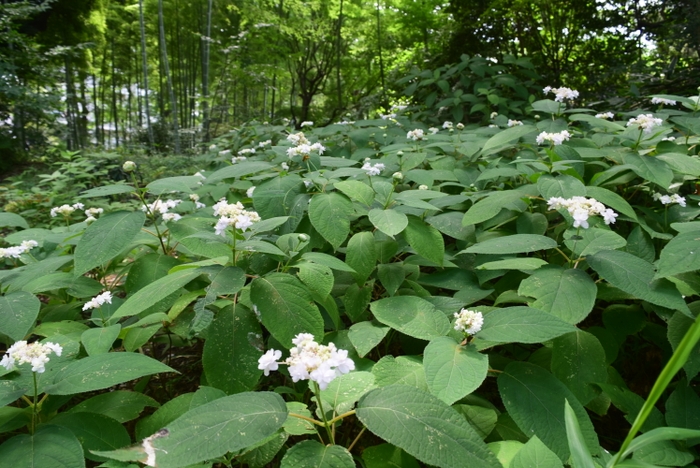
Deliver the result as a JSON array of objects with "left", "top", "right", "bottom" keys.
[
  {"left": 313, "top": 382, "right": 335, "bottom": 444},
  {"left": 288, "top": 412, "right": 325, "bottom": 427},
  {"left": 31, "top": 372, "right": 38, "bottom": 434},
  {"left": 348, "top": 427, "right": 366, "bottom": 452},
  {"left": 327, "top": 410, "right": 356, "bottom": 426}
]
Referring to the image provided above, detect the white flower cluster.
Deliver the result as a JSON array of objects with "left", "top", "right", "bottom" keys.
[
  {"left": 490, "top": 112, "right": 499, "bottom": 119},
  {"left": 1, "top": 340, "right": 62, "bottom": 374},
  {"left": 162, "top": 213, "right": 181, "bottom": 222},
  {"left": 380, "top": 104, "right": 408, "bottom": 120},
  {"left": 286, "top": 132, "right": 326, "bottom": 158},
  {"left": 219, "top": 149, "right": 231, "bottom": 157},
  {"left": 536, "top": 130, "right": 572, "bottom": 146},
  {"left": 651, "top": 97, "right": 676, "bottom": 106},
  {"left": 453, "top": 309, "right": 484, "bottom": 335},
  {"left": 258, "top": 333, "right": 355, "bottom": 390},
  {"left": 653, "top": 192, "right": 686, "bottom": 207},
  {"left": 142, "top": 199, "right": 181, "bottom": 215},
  {"left": 189, "top": 193, "right": 206, "bottom": 209},
  {"left": 362, "top": 161, "right": 385, "bottom": 176},
  {"left": 231, "top": 156, "right": 247, "bottom": 164},
  {"left": 547, "top": 196, "right": 618, "bottom": 228},
  {"left": 258, "top": 139, "right": 272, "bottom": 148},
  {"left": 300, "top": 121, "right": 313, "bottom": 127},
  {"left": 84, "top": 207, "right": 104, "bottom": 223},
  {"left": 443, "top": 121, "right": 453, "bottom": 130},
  {"left": 543, "top": 86, "right": 579, "bottom": 102},
  {"left": 407, "top": 129, "right": 424, "bottom": 141},
  {"left": 627, "top": 114, "right": 663, "bottom": 134},
  {"left": 212, "top": 198, "right": 261, "bottom": 236},
  {"left": 507, "top": 119, "right": 523, "bottom": 127},
  {"left": 237, "top": 148, "right": 256, "bottom": 156},
  {"left": 50, "top": 202, "right": 84, "bottom": 218},
  {"left": 595, "top": 112, "right": 615, "bottom": 120},
  {"left": 0, "top": 240, "right": 38, "bottom": 259},
  {"left": 83, "top": 291, "right": 113, "bottom": 311},
  {"left": 456, "top": 123, "right": 464, "bottom": 130}
]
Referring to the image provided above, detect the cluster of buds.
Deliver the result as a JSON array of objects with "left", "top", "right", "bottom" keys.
[
  {"left": 0, "top": 240, "right": 38, "bottom": 259},
  {"left": 1, "top": 340, "right": 63, "bottom": 374},
  {"left": 142, "top": 199, "right": 182, "bottom": 223},
  {"left": 543, "top": 86, "right": 579, "bottom": 102},
  {"left": 50, "top": 202, "right": 84, "bottom": 218},
  {"left": 84, "top": 207, "right": 104, "bottom": 223},
  {"left": 361, "top": 161, "right": 385, "bottom": 176},
  {"left": 507, "top": 119, "right": 524, "bottom": 127},
  {"left": 627, "top": 114, "right": 663, "bottom": 134},
  {"left": 406, "top": 129, "right": 425, "bottom": 141},
  {"left": 595, "top": 112, "right": 615, "bottom": 120},
  {"left": 189, "top": 193, "right": 206, "bottom": 209},
  {"left": 653, "top": 192, "right": 686, "bottom": 207},
  {"left": 83, "top": 291, "right": 113, "bottom": 311},
  {"left": 547, "top": 196, "right": 618, "bottom": 228},
  {"left": 258, "top": 333, "right": 355, "bottom": 390},
  {"left": 212, "top": 198, "right": 261, "bottom": 236},
  {"left": 454, "top": 309, "right": 484, "bottom": 335},
  {"left": 443, "top": 121, "right": 453, "bottom": 130},
  {"left": 286, "top": 132, "right": 326, "bottom": 158},
  {"left": 650, "top": 97, "right": 676, "bottom": 106},
  {"left": 536, "top": 130, "right": 572, "bottom": 146}
]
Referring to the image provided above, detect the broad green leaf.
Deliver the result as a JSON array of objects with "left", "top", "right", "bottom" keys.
[
  {"left": 551, "top": 331, "right": 608, "bottom": 405},
  {"left": 370, "top": 296, "right": 450, "bottom": 340},
  {"left": 0, "top": 212, "right": 29, "bottom": 229},
  {"left": 342, "top": 283, "right": 373, "bottom": 322},
  {"left": 372, "top": 356, "right": 428, "bottom": 391},
  {"left": 148, "top": 392, "right": 287, "bottom": 468},
  {"left": 345, "top": 232, "right": 376, "bottom": 284},
  {"left": 67, "top": 391, "right": 159, "bottom": 423},
  {"left": 587, "top": 250, "right": 690, "bottom": 314},
  {"left": 22, "top": 273, "right": 103, "bottom": 298},
  {"left": 585, "top": 186, "right": 638, "bottom": 221},
  {"left": 301, "top": 252, "right": 356, "bottom": 272},
  {"left": 250, "top": 273, "right": 324, "bottom": 348},
  {"left": 0, "top": 424, "right": 84, "bottom": 468},
  {"left": 427, "top": 211, "right": 475, "bottom": 240},
  {"left": 51, "top": 412, "right": 131, "bottom": 462},
  {"left": 476, "top": 258, "right": 548, "bottom": 270},
  {"left": 404, "top": 215, "right": 444, "bottom": 265},
  {"left": 377, "top": 263, "right": 405, "bottom": 297},
  {"left": 518, "top": 266, "right": 596, "bottom": 324},
  {"left": 297, "top": 262, "right": 334, "bottom": 299},
  {"left": 655, "top": 231, "right": 700, "bottom": 279},
  {"left": 169, "top": 218, "right": 231, "bottom": 260},
  {"left": 487, "top": 440, "right": 524, "bottom": 467},
  {"left": 622, "top": 153, "right": 673, "bottom": 189},
  {"left": 0, "top": 380, "right": 27, "bottom": 407},
  {"left": 125, "top": 253, "right": 181, "bottom": 294},
  {"left": 123, "top": 324, "right": 162, "bottom": 352},
  {"left": 631, "top": 439, "right": 694, "bottom": 466},
  {"left": 362, "top": 443, "right": 420, "bottom": 468},
  {"left": 356, "top": 385, "right": 500, "bottom": 468},
  {"left": 202, "top": 266, "right": 246, "bottom": 304},
  {"left": 146, "top": 176, "right": 202, "bottom": 195},
  {"left": 206, "top": 161, "right": 274, "bottom": 183},
  {"left": 667, "top": 311, "right": 700, "bottom": 381},
  {"left": 334, "top": 180, "right": 375, "bottom": 206},
  {"left": 202, "top": 304, "right": 262, "bottom": 394},
  {"left": 619, "top": 427, "right": 700, "bottom": 463},
  {"left": 253, "top": 174, "right": 304, "bottom": 220},
  {"left": 564, "top": 400, "right": 596, "bottom": 468},
  {"left": 462, "top": 234, "right": 557, "bottom": 255},
  {"left": 462, "top": 190, "right": 529, "bottom": 226},
  {"left": 280, "top": 440, "right": 355, "bottom": 468},
  {"left": 46, "top": 352, "right": 176, "bottom": 395},
  {"left": 349, "top": 321, "right": 390, "bottom": 357},
  {"left": 477, "top": 306, "right": 576, "bottom": 344},
  {"left": 510, "top": 435, "right": 563, "bottom": 468},
  {"left": 3, "top": 256, "right": 74, "bottom": 293},
  {"left": 0, "top": 291, "right": 41, "bottom": 341},
  {"left": 537, "top": 174, "right": 586, "bottom": 200},
  {"left": 74, "top": 211, "right": 146, "bottom": 276},
  {"left": 657, "top": 152, "right": 700, "bottom": 176},
  {"left": 284, "top": 402, "right": 316, "bottom": 436},
  {"left": 78, "top": 184, "right": 136, "bottom": 198},
  {"left": 110, "top": 268, "right": 202, "bottom": 321},
  {"left": 369, "top": 208, "right": 409, "bottom": 237},
  {"left": 563, "top": 227, "right": 627, "bottom": 257},
  {"left": 597, "top": 383, "right": 664, "bottom": 432},
  {"left": 665, "top": 381, "right": 700, "bottom": 431},
  {"left": 481, "top": 125, "right": 536, "bottom": 156},
  {"left": 320, "top": 371, "right": 376, "bottom": 414},
  {"left": 424, "top": 338, "right": 488, "bottom": 405},
  {"left": 453, "top": 404, "right": 498, "bottom": 439},
  {"left": 238, "top": 432, "right": 288, "bottom": 468},
  {"left": 309, "top": 192, "right": 353, "bottom": 250},
  {"left": 498, "top": 362, "right": 599, "bottom": 461},
  {"left": 81, "top": 324, "right": 121, "bottom": 356}
]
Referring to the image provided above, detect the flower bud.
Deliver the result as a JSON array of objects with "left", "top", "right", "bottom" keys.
[
  {"left": 123, "top": 161, "right": 137, "bottom": 172},
  {"left": 392, "top": 172, "right": 403, "bottom": 181},
  {"left": 298, "top": 233, "right": 310, "bottom": 242}
]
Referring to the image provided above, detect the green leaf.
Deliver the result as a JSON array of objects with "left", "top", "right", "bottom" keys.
[
  {"left": 622, "top": 153, "right": 673, "bottom": 189},
  {"left": 110, "top": 268, "right": 202, "bottom": 321},
  {"left": 284, "top": 402, "right": 316, "bottom": 436},
  {"left": 481, "top": 125, "right": 536, "bottom": 156},
  {"left": 655, "top": 231, "right": 700, "bottom": 279},
  {"left": 78, "top": 184, "right": 136, "bottom": 198},
  {"left": 498, "top": 362, "right": 599, "bottom": 461},
  {"left": 51, "top": 412, "right": 131, "bottom": 462},
  {"left": 345, "top": 232, "right": 376, "bottom": 284},
  {"left": 424, "top": 338, "right": 488, "bottom": 405},
  {"left": 0, "top": 425, "right": 84, "bottom": 468},
  {"left": 369, "top": 208, "right": 409, "bottom": 237},
  {"left": 551, "top": 331, "right": 608, "bottom": 405},
  {"left": 563, "top": 228, "right": 627, "bottom": 257},
  {"left": 74, "top": 211, "right": 146, "bottom": 276},
  {"left": 320, "top": 371, "right": 376, "bottom": 414},
  {"left": 510, "top": 436, "right": 563, "bottom": 468},
  {"left": 372, "top": 356, "right": 428, "bottom": 391},
  {"left": 202, "top": 266, "right": 246, "bottom": 304},
  {"left": 46, "top": 352, "right": 176, "bottom": 395},
  {"left": 619, "top": 427, "right": 700, "bottom": 463},
  {"left": 280, "top": 441, "right": 355, "bottom": 468},
  {"left": 238, "top": 432, "right": 288, "bottom": 468},
  {"left": 0, "top": 291, "right": 41, "bottom": 341},
  {"left": 302, "top": 252, "right": 356, "bottom": 272},
  {"left": 453, "top": 404, "right": 498, "bottom": 439},
  {"left": 587, "top": 250, "right": 689, "bottom": 314},
  {"left": 202, "top": 304, "right": 262, "bottom": 394},
  {"left": 169, "top": 218, "right": 231, "bottom": 260},
  {"left": 206, "top": 161, "right": 274, "bottom": 183},
  {"left": 0, "top": 212, "right": 29, "bottom": 229},
  {"left": 81, "top": 324, "right": 121, "bottom": 356},
  {"left": 349, "top": 321, "right": 390, "bottom": 358},
  {"left": 334, "top": 180, "right": 375, "bottom": 206},
  {"left": 22, "top": 273, "right": 103, "bottom": 298},
  {"left": 585, "top": 186, "right": 638, "bottom": 221},
  {"left": 518, "top": 266, "right": 596, "bottom": 324},
  {"left": 477, "top": 306, "right": 576, "bottom": 344},
  {"left": 147, "top": 392, "right": 287, "bottom": 468},
  {"left": 250, "top": 273, "right": 324, "bottom": 348},
  {"left": 309, "top": 192, "right": 354, "bottom": 250},
  {"left": 487, "top": 440, "right": 524, "bottom": 467},
  {"left": 537, "top": 174, "right": 586, "bottom": 200},
  {"left": 146, "top": 176, "right": 202, "bottom": 195},
  {"left": 370, "top": 296, "right": 450, "bottom": 341},
  {"left": 362, "top": 443, "right": 420, "bottom": 468},
  {"left": 297, "top": 262, "right": 334, "bottom": 299},
  {"left": 404, "top": 216, "right": 444, "bottom": 265},
  {"left": 125, "top": 254, "right": 181, "bottom": 294},
  {"left": 462, "top": 234, "right": 557, "bottom": 255},
  {"left": 0, "top": 380, "right": 27, "bottom": 407},
  {"left": 665, "top": 381, "right": 700, "bottom": 431},
  {"left": 564, "top": 400, "right": 596, "bottom": 468},
  {"left": 356, "top": 385, "right": 500, "bottom": 468},
  {"left": 253, "top": 175, "right": 304, "bottom": 220},
  {"left": 67, "top": 391, "right": 159, "bottom": 423},
  {"left": 477, "top": 258, "right": 548, "bottom": 270},
  {"left": 377, "top": 264, "right": 405, "bottom": 297},
  {"left": 462, "top": 190, "right": 528, "bottom": 226}
]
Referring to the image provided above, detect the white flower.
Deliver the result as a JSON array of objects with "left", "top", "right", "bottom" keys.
[
  {"left": 258, "top": 349, "right": 282, "bottom": 376},
  {"left": 162, "top": 212, "right": 181, "bottom": 222},
  {"left": 490, "top": 112, "right": 498, "bottom": 119},
  {"left": 20, "top": 240, "right": 38, "bottom": 251},
  {"left": 83, "top": 291, "right": 113, "bottom": 311},
  {"left": 231, "top": 156, "right": 247, "bottom": 164},
  {"left": 300, "top": 121, "right": 314, "bottom": 127},
  {"left": 194, "top": 171, "right": 206, "bottom": 179},
  {"left": 536, "top": 130, "right": 571, "bottom": 146},
  {"left": 2, "top": 340, "right": 63, "bottom": 374},
  {"left": 651, "top": 97, "right": 676, "bottom": 106},
  {"left": 212, "top": 198, "right": 260, "bottom": 235},
  {"left": 237, "top": 148, "right": 256, "bottom": 156},
  {"left": 507, "top": 119, "right": 523, "bottom": 127},
  {"left": 429, "top": 127, "right": 439, "bottom": 134},
  {"left": 548, "top": 196, "right": 618, "bottom": 228},
  {"left": 627, "top": 114, "right": 663, "bottom": 134},
  {"left": 50, "top": 204, "right": 77, "bottom": 217},
  {"left": 456, "top": 123, "right": 464, "bottom": 130},
  {"left": 303, "top": 180, "right": 313, "bottom": 188},
  {"left": 258, "top": 139, "right": 272, "bottom": 147},
  {"left": 281, "top": 162, "right": 289, "bottom": 170},
  {"left": 662, "top": 136, "right": 676, "bottom": 142},
  {"left": 442, "top": 121, "right": 453, "bottom": 129},
  {"left": 488, "top": 124, "right": 498, "bottom": 128},
  {"left": 418, "top": 184, "right": 429, "bottom": 190},
  {"left": 654, "top": 192, "right": 686, "bottom": 207},
  {"left": 595, "top": 112, "right": 615, "bottom": 120},
  {"left": 543, "top": 86, "right": 579, "bottom": 102},
  {"left": 246, "top": 186, "right": 256, "bottom": 198},
  {"left": 85, "top": 207, "right": 104, "bottom": 218},
  {"left": 407, "top": 129, "right": 425, "bottom": 141},
  {"left": 142, "top": 199, "right": 181, "bottom": 215},
  {"left": 218, "top": 149, "right": 231, "bottom": 157},
  {"left": 453, "top": 309, "right": 484, "bottom": 335},
  {"left": 361, "top": 162, "right": 385, "bottom": 176},
  {"left": 287, "top": 132, "right": 309, "bottom": 146}
]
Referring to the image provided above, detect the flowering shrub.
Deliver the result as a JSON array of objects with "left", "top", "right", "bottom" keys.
[{"left": 1, "top": 86, "right": 700, "bottom": 468}]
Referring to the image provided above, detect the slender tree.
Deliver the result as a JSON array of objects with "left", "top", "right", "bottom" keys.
[
  {"left": 158, "top": 0, "right": 181, "bottom": 153},
  {"left": 138, "top": 0, "right": 154, "bottom": 149}
]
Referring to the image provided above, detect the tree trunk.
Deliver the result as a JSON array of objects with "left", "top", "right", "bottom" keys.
[
  {"left": 138, "top": 0, "right": 154, "bottom": 149},
  {"left": 201, "top": 0, "right": 213, "bottom": 141},
  {"left": 159, "top": 0, "right": 181, "bottom": 153}
]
